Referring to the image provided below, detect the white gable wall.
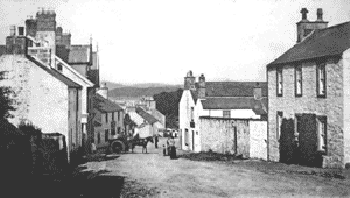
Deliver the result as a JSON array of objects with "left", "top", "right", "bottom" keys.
[
  {"left": 0, "top": 55, "right": 71, "bottom": 152},
  {"left": 179, "top": 90, "right": 196, "bottom": 150}
]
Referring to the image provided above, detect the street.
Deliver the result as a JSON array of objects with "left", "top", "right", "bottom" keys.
[{"left": 80, "top": 146, "right": 350, "bottom": 198}]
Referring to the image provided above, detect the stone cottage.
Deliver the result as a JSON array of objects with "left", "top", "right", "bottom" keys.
[
  {"left": 267, "top": 8, "right": 350, "bottom": 168},
  {"left": 0, "top": 34, "right": 83, "bottom": 162}
]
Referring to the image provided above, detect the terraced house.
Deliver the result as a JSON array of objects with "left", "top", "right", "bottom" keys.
[
  {"left": 267, "top": 8, "right": 350, "bottom": 168},
  {"left": 91, "top": 93, "right": 124, "bottom": 151}
]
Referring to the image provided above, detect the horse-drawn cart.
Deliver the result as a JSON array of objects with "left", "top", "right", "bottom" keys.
[{"left": 107, "top": 134, "right": 154, "bottom": 154}]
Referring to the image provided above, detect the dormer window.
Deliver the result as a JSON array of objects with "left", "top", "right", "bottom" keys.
[{"left": 57, "top": 63, "right": 63, "bottom": 71}]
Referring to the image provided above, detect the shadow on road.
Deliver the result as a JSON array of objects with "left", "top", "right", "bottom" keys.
[{"left": 3, "top": 167, "right": 125, "bottom": 198}]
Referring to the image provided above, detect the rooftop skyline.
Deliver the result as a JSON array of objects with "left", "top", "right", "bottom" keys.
[{"left": 1, "top": 0, "right": 350, "bottom": 85}]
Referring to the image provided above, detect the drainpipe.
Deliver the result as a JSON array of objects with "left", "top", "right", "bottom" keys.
[
  {"left": 266, "top": 69, "right": 270, "bottom": 161},
  {"left": 76, "top": 88, "right": 79, "bottom": 148}
]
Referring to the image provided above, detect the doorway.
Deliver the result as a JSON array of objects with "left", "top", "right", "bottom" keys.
[
  {"left": 233, "top": 126, "right": 237, "bottom": 154},
  {"left": 192, "top": 130, "right": 195, "bottom": 150}
]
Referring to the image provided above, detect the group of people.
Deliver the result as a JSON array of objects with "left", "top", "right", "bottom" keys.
[{"left": 163, "top": 136, "right": 177, "bottom": 160}]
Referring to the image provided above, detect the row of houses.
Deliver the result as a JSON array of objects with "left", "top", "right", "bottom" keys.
[
  {"left": 180, "top": 8, "right": 350, "bottom": 169},
  {"left": 0, "top": 8, "right": 125, "bottom": 162}
]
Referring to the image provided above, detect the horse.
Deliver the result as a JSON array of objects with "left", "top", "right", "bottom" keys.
[{"left": 130, "top": 136, "right": 154, "bottom": 154}]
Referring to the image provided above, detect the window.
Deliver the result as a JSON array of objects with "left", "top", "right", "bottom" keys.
[
  {"left": 295, "top": 115, "right": 301, "bottom": 147},
  {"left": 191, "top": 107, "right": 194, "bottom": 121},
  {"left": 295, "top": 65, "right": 302, "bottom": 97},
  {"left": 223, "top": 111, "right": 231, "bottom": 118},
  {"left": 276, "top": 112, "right": 283, "bottom": 140},
  {"left": 97, "top": 132, "right": 100, "bottom": 144},
  {"left": 111, "top": 128, "right": 115, "bottom": 135},
  {"left": 112, "top": 112, "right": 114, "bottom": 121},
  {"left": 118, "top": 112, "right": 120, "bottom": 121},
  {"left": 118, "top": 127, "right": 121, "bottom": 134},
  {"left": 276, "top": 68, "right": 283, "bottom": 97},
  {"left": 317, "top": 116, "right": 327, "bottom": 153},
  {"left": 105, "top": 129, "right": 109, "bottom": 141},
  {"left": 105, "top": 113, "right": 108, "bottom": 123},
  {"left": 316, "top": 62, "right": 326, "bottom": 97},
  {"left": 57, "top": 63, "right": 63, "bottom": 71}
]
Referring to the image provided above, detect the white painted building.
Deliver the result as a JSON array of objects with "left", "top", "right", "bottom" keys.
[
  {"left": 179, "top": 71, "right": 268, "bottom": 152},
  {"left": 0, "top": 53, "right": 82, "bottom": 162}
]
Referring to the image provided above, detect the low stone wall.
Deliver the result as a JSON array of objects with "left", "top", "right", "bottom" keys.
[{"left": 199, "top": 118, "right": 250, "bottom": 157}]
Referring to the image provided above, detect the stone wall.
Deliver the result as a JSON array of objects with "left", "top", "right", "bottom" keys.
[
  {"left": 68, "top": 88, "right": 82, "bottom": 152},
  {"left": 199, "top": 118, "right": 250, "bottom": 157},
  {"left": 267, "top": 57, "right": 344, "bottom": 168},
  {"left": 343, "top": 49, "right": 350, "bottom": 166}
]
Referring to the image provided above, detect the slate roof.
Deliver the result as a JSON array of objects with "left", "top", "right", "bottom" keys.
[
  {"left": 27, "top": 55, "right": 82, "bottom": 88},
  {"left": 135, "top": 106, "right": 158, "bottom": 124},
  {"left": 268, "top": 21, "right": 350, "bottom": 67},
  {"left": 87, "top": 69, "right": 99, "bottom": 86},
  {"left": 93, "top": 94, "right": 123, "bottom": 113},
  {"left": 201, "top": 97, "right": 267, "bottom": 115},
  {"left": 205, "top": 82, "right": 267, "bottom": 97}
]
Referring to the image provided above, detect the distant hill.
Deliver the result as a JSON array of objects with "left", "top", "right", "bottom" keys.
[
  {"left": 100, "top": 81, "right": 125, "bottom": 90},
  {"left": 108, "top": 85, "right": 182, "bottom": 98}
]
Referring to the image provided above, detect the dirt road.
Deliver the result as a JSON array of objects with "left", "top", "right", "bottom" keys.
[{"left": 83, "top": 147, "right": 350, "bottom": 198}]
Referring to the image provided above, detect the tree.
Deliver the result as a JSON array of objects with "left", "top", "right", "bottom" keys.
[
  {"left": 0, "top": 71, "right": 15, "bottom": 120},
  {"left": 153, "top": 88, "right": 183, "bottom": 128}
]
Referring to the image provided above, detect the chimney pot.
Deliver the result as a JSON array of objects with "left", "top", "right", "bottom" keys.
[
  {"left": 300, "top": 8, "right": 309, "bottom": 21},
  {"left": 10, "top": 25, "right": 16, "bottom": 36},
  {"left": 317, "top": 8, "right": 323, "bottom": 21}
]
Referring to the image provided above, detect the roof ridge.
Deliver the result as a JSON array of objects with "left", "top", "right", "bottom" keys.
[
  {"left": 55, "top": 55, "right": 94, "bottom": 86},
  {"left": 27, "top": 55, "right": 81, "bottom": 88}
]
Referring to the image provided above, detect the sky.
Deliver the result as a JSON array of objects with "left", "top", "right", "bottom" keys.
[{"left": 1, "top": 0, "right": 350, "bottom": 85}]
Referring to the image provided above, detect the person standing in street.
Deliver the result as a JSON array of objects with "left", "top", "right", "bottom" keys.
[
  {"left": 91, "top": 142, "right": 97, "bottom": 154},
  {"left": 169, "top": 136, "right": 176, "bottom": 160}
]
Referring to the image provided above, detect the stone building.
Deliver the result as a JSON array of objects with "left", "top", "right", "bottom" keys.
[
  {"left": 0, "top": 33, "right": 83, "bottom": 162},
  {"left": 179, "top": 71, "right": 268, "bottom": 154},
  {"left": 266, "top": 8, "right": 350, "bottom": 168},
  {"left": 90, "top": 94, "right": 124, "bottom": 151}
]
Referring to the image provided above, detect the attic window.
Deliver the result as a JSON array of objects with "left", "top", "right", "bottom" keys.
[{"left": 57, "top": 63, "right": 63, "bottom": 71}]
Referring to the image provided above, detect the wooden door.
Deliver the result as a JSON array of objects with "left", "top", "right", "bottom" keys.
[
  {"left": 192, "top": 130, "right": 195, "bottom": 150},
  {"left": 233, "top": 127, "right": 237, "bottom": 154}
]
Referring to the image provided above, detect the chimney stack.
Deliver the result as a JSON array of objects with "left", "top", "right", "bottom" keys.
[
  {"left": 253, "top": 83, "right": 262, "bottom": 100},
  {"left": 198, "top": 73, "right": 206, "bottom": 99},
  {"left": 316, "top": 8, "right": 323, "bottom": 21},
  {"left": 301, "top": 8, "right": 309, "bottom": 21},
  {"left": 18, "top": 27, "right": 24, "bottom": 36},
  {"left": 10, "top": 25, "right": 16, "bottom": 36}
]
